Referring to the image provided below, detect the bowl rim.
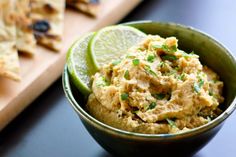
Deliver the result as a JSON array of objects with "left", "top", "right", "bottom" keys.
[{"left": 63, "top": 21, "right": 236, "bottom": 139}]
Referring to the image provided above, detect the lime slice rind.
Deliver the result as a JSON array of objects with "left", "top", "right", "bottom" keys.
[
  {"left": 89, "top": 25, "right": 146, "bottom": 70},
  {"left": 67, "top": 26, "right": 146, "bottom": 96},
  {"left": 67, "top": 32, "right": 95, "bottom": 96}
]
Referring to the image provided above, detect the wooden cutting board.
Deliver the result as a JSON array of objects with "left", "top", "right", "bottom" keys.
[{"left": 0, "top": 0, "right": 141, "bottom": 130}]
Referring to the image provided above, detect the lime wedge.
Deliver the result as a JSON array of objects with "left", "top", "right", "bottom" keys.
[
  {"left": 88, "top": 25, "right": 146, "bottom": 70},
  {"left": 67, "top": 32, "right": 95, "bottom": 96}
]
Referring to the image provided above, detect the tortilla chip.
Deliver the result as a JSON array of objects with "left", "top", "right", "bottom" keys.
[
  {"left": 0, "top": 0, "right": 20, "bottom": 81},
  {"left": 66, "top": 0, "right": 100, "bottom": 17},
  {"left": 15, "top": 0, "right": 36, "bottom": 55},
  {"left": 30, "top": 0, "right": 65, "bottom": 51}
]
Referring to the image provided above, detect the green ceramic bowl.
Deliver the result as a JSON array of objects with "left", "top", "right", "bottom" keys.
[{"left": 63, "top": 21, "right": 236, "bottom": 157}]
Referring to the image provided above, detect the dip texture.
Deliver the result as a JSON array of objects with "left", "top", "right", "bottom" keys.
[{"left": 86, "top": 35, "right": 224, "bottom": 134}]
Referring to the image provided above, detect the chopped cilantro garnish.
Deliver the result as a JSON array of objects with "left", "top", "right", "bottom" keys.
[
  {"left": 199, "top": 79, "right": 204, "bottom": 87},
  {"left": 131, "top": 110, "right": 139, "bottom": 114},
  {"left": 158, "top": 61, "right": 165, "bottom": 68},
  {"left": 182, "top": 51, "right": 195, "bottom": 59},
  {"left": 167, "top": 70, "right": 177, "bottom": 76},
  {"left": 162, "top": 44, "right": 177, "bottom": 53},
  {"left": 152, "top": 93, "right": 165, "bottom": 100},
  {"left": 174, "top": 66, "right": 180, "bottom": 71},
  {"left": 162, "top": 55, "right": 177, "bottom": 61},
  {"left": 183, "top": 54, "right": 191, "bottom": 59},
  {"left": 121, "top": 93, "right": 129, "bottom": 100},
  {"left": 153, "top": 43, "right": 177, "bottom": 53},
  {"left": 147, "top": 54, "right": 155, "bottom": 63},
  {"left": 152, "top": 44, "right": 162, "bottom": 49},
  {"left": 126, "top": 53, "right": 136, "bottom": 59},
  {"left": 112, "top": 60, "right": 121, "bottom": 66},
  {"left": 190, "top": 51, "right": 195, "bottom": 55},
  {"left": 144, "top": 65, "right": 157, "bottom": 77},
  {"left": 207, "top": 116, "right": 211, "bottom": 122},
  {"left": 148, "top": 102, "right": 157, "bottom": 110},
  {"left": 132, "top": 59, "right": 140, "bottom": 66},
  {"left": 209, "top": 91, "right": 213, "bottom": 96},
  {"left": 166, "top": 118, "right": 176, "bottom": 128},
  {"left": 178, "top": 73, "right": 185, "bottom": 80},
  {"left": 162, "top": 44, "right": 169, "bottom": 52},
  {"left": 124, "top": 70, "right": 129, "bottom": 80},
  {"left": 194, "top": 79, "right": 204, "bottom": 93},
  {"left": 137, "top": 47, "right": 144, "bottom": 51},
  {"left": 170, "top": 45, "right": 177, "bottom": 52},
  {"left": 213, "top": 80, "right": 219, "bottom": 83},
  {"left": 96, "top": 76, "right": 109, "bottom": 87}
]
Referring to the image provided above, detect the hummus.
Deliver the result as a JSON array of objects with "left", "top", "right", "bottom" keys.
[{"left": 86, "top": 35, "right": 224, "bottom": 134}]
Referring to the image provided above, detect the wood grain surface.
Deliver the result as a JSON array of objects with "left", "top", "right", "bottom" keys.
[{"left": 0, "top": 0, "right": 141, "bottom": 130}]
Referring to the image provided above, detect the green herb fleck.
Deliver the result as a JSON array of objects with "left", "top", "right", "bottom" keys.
[
  {"left": 144, "top": 65, "right": 157, "bottom": 77},
  {"left": 96, "top": 76, "right": 109, "bottom": 87},
  {"left": 174, "top": 66, "right": 180, "bottom": 71},
  {"left": 152, "top": 44, "right": 162, "bottom": 49},
  {"left": 152, "top": 93, "right": 166, "bottom": 100},
  {"left": 183, "top": 54, "right": 191, "bottom": 59},
  {"left": 182, "top": 51, "right": 195, "bottom": 59},
  {"left": 194, "top": 79, "right": 204, "bottom": 93},
  {"left": 132, "top": 59, "right": 140, "bottom": 66},
  {"left": 112, "top": 60, "right": 121, "bottom": 66},
  {"left": 209, "top": 91, "right": 213, "bottom": 96},
  {"left": 124, "top": 70, "right": 130, "bottom": 80},
  {"left": 121, "top": 93, "right": 129, "bottom": 100},
  {"left": 131, "top": 110, "right": 139, "bottom": 114},
  {"left": 166, "top": 118, "right": 176, "bottom": 128},
  {"left": 162, "top": 44, "right": 169, "bottom": 52},
  {"left": 207, "top": 116, "right": 211, "bottom": 122},
  {"left": 167, "top": 70, "right": 177, "bottom": 76},
  {"left": 170, "top": 45, "right": 177, "bottom": 52},
  {"left": 199, "top": 79, "right": 204, "bottom": 87},
  {"left": 178, "top": 73, "right": 185, "bottom": 80},
  {"left": 126, "top": 53, "right": 136, "bottom": 59},
  {"left": 147, "top": 54, "right": 155, "bottom": 63},
  {"left": 162, "top": 55, "right": 177, "bottom": 61},
  {"left": 213, "top": 80, "right": 219, "bottom": 83},
  {"left": 148, "top": 102, "right": 157, "bottom": 110},
  {"left": 137, "top": 47, "right": 144, "bottom": 51},
  {"left": 190, "top": 51, "right": 195, "bottom": 54},
  {"left": 162, "top": 44, "right": 177, "bottom": 53},
  {"left": 158, "top": 61, "right": 165, "bottom": 68}
]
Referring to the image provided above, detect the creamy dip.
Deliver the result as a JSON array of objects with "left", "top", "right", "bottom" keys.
[{"left": 86, "top": 35, "right": 224, "bottom": 134}]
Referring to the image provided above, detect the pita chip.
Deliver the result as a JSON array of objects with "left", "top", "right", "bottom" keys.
[
  {"left": 15, "top": 0, "right": 36, "bottom": 55},
  {"left": 0, "top": 0, "right": 20, "bottom": 81},
  {"left": 30, "top": 0, "right": 65, "bottom": 51},
  {"left": 66, "top": 0, "right": 100, "bottom": 17}
]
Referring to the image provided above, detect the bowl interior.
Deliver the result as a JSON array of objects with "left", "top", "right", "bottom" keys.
[{"left": 64, "top": 21, "right": 236, "bottom": 137}]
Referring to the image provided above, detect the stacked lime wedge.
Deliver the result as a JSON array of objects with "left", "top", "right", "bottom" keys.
[
  {"left": 88, "top": 25, "right": 146, "bottom": 70},
  {"left": 66, "top": 25, "right": 146, "bottom": 96},
  {"left": 67, "top": 32, "right": 95, "bottom": 96}
]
